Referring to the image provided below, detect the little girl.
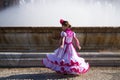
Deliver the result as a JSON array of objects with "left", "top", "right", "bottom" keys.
[{"left": 42, "top": 19, "right": 89, "bottom": 75}]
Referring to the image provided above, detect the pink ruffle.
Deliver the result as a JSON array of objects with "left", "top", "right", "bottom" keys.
[
  {"left": 42, "top": 57, "right": 90, "bottom": 75},
  {"left": 47, "top": 56, "right": 80, "bottom": 66}
]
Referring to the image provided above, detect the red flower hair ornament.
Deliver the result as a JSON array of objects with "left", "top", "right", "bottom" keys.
[{"left": 60, "top": 19, "right": 64, "bottom": 24}]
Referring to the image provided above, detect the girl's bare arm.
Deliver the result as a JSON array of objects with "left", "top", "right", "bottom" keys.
[
  {"left": 73, "top": 36, "right": 81, "bottom": 50},
  {"left": 60, "top": 37, "right": 65, "bottom": 48}
]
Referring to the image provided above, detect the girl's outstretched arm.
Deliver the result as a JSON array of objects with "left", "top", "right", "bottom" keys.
[
  {"left": 60, "top": 37, "right": 65, "bottom": 48},
  {"left": 73, "top": 36, "right": 81, "bottom": 50}
]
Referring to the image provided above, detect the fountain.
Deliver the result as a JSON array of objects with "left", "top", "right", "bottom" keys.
[
  {"left": 0, "top": 0, "right": 120, "bottom": 52},
  {"left": 0, "top": 0, "right": 120, "bottom": 26}
]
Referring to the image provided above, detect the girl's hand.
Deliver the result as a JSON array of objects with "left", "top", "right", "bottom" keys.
[
  {"left": 60, "top": 45, "right": 64, "bottom": 48},
  {"left": 78, "top": 46, "right": 81, "bottom": 50}
]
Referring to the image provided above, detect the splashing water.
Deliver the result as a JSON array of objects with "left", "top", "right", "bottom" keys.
[{"left": 0, "top": 0, "right": 120, "bottom": 27}]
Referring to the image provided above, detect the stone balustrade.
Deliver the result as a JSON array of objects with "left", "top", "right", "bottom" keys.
[{"left": 0, "top": 27, "right": 120, "bottom": 52}]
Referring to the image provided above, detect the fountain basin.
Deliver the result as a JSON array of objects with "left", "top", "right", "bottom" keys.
[{"left": 0, "top": 27, "right": 120, "bottom": 52}]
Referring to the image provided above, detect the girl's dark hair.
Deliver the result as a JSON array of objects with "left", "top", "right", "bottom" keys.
[{"left": 62, "top": 21, "right": 71, "bottom": 28}]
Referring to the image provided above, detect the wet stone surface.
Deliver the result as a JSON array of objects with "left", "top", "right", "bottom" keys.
[{"left": 0, "top": 67, "right": 119, "bottom": 80}]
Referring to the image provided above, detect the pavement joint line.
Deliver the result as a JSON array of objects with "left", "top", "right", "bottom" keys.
[{"left": 0, "top": 52, "right": 120, "bottom": 54}]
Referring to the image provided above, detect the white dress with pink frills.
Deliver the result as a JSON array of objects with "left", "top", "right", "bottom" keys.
[{"left": 42, "top": 29, "right": 89, "bottom": 75}]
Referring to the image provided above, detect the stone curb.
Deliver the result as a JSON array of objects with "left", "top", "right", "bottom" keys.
[{"left": 0, "top": 52, "right": 120, "bottom": 67}]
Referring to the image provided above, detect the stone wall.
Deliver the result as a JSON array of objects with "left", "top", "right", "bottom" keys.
[{"left": 0, "top": 27, "right": 120, "bottom": 52}]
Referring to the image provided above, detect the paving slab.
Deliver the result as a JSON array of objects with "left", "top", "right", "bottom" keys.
[{"left": 0, "top": 67, "right": 120, "bottom": 80}]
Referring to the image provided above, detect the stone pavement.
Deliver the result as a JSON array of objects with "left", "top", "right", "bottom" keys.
[{"left": 0, "top": 67, "right": 119, "bottom": 80}]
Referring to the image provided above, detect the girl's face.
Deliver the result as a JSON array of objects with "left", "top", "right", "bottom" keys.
[
  {"left": 62, "top": 25, "right": 68, "bottom": 31},
  {"left": 62, "top": 25, "right": 69, "bottom": 30}
]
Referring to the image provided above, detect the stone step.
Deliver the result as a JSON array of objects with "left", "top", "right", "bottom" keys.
[
  {"left": 0, "top": 52, "right": 120, "bottom": 58},
  {"left": 0, "top": 58, "right": 120, "bottom": 67},
  {"left": 0, "top": 52, "right": 120, "bottom": 67}
]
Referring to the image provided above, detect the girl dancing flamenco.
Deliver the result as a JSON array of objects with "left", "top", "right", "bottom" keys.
[{"left": 42, "top": 19, "right": 89, "bottom": 75}]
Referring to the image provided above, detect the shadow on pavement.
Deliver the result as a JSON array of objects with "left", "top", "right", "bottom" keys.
[{"left": 0, "top": 72, "right": 78, "bottom": 80}]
